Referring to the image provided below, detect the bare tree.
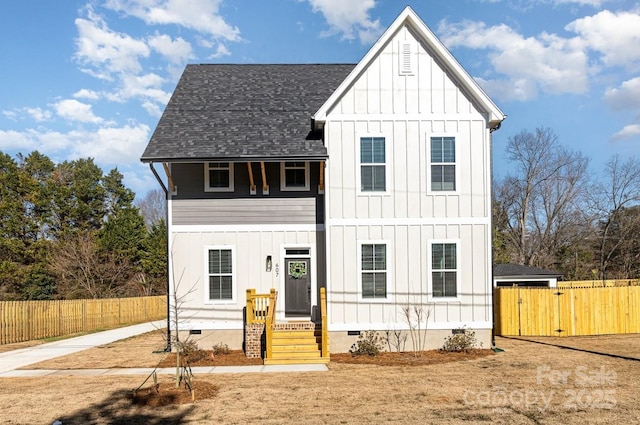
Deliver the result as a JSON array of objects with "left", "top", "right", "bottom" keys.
[
  {"left": 495, "top": 127, "right": 589, "bottom": 268},
  {"left": 52, "top": 232, "right": 135, "bottom": 299},
  {"left": 135, "top": 189, "right": 167, "bottom": 228},
  {"left": 590, "top": 155, "right": 640, "bottom": 279}
]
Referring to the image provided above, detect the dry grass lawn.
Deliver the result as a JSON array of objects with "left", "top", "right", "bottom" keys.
[{"left": 1, "top": 331, "right": 639, "bottom": 424}]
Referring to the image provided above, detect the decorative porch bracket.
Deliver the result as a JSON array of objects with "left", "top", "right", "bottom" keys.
[
  {"left": 247, "top": 162, "right": 257, "bottom": 195},
  {"left": 260, "top": 162, "right": 269, "bottom": 195},
  {"left": 162, "top": 162, "right": 177, "bottom": 195}
]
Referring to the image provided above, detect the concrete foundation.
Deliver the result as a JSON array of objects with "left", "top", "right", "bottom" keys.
[
  {"left": 178, "top": 327, "right": 492, "bottom": 355},
  {"left": 328, "top": 328, "right": 492, "bottom": 353}
]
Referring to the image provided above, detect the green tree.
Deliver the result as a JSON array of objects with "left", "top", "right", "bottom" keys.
[
  {"left": 51, "top": 158, "right": 106, "bottom": 239},
  {"left": 17, "top": 151, "right": 55, "bottom": 241},
  {"left": 0, "top": 153, "right": 27, "bottom": 300},
  {"left": 98, "top": 168, "right": 146, "bottom": 296},
  {"left": 99, "top": 169, "right": 145, "bottom": 261},
  {"left": 139, "top": 219, "right": 168, "bottom": 295}
]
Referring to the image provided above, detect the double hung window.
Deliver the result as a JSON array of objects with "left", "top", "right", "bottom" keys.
[
  {"left": 360, "top": 137, "right": 386, "bottom": 192},
  {"left": 430, "top": 137, "right": 455, "bottom": 191}
]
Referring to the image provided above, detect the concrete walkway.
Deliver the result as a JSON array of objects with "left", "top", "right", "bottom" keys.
[{"left": 0, "top": 321, "right": 327, "bottom": 377}]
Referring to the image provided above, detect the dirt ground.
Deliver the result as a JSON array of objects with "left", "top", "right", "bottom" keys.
[{"left": 1, "top": 331, "right": 639, "bottom": 424}]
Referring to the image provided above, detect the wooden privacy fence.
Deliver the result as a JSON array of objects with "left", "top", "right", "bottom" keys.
[
  {"left": 494, "top": 285, "right": 640, "bottom": 337},
  {"left": 0, "top": 295, "right": 167, "bottom": 345},
  {"left": 558, "top": 279, "right": 640, "bottom": 288}
]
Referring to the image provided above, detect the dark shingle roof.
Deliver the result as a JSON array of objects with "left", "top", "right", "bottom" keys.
[
  {"left": 141, "top": 64, "right": 355, "bottom": 162},
  {"left": 493, "top": 264, "right": 562, "bottom": 277}
]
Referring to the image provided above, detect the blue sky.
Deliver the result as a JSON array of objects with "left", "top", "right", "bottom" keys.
[{"left": 1, "top": 0, "right": 639, "bottom": 196}]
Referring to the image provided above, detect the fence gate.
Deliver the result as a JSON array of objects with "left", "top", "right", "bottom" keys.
[{"left": 494, "top": 287, "right": 561, "bottom": 337}]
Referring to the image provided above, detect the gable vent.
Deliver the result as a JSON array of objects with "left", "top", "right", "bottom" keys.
[{"left": 399, "top": 41, "right": 413, "bottom": 75}]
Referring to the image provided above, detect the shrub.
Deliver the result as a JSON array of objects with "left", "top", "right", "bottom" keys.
[
  {"left": 441, "top": 328, "right": 480, "bottom": 352},
  {"left": 349, "top": 330, "right": 385, "bottom": 356},
  {"left": 179, "top": 340, "right": 208, "bottom": 363},
  {"left": 212, "top": 342, "right": 230, "bottom": 355}
]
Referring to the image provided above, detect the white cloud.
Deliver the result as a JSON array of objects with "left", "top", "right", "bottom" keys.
[
  {"left": 0, "top": 129, "right": 35, "bottom": 150},
  {"left": 71, "top": 124, "right": 151, "bottom": 163},
  {"left": 306, "top": 0, "right": 382, "bottom": 44},
  {"left": 2, "top": 107, "right": 52, "bottom": 122},
  {"left": 148, "top": 33, "right": 193, "bottom": 63},
  {"left": 2, "top": 110, "right": 18, "bottom": 121},
  {"left": 567, "top": 10, "right": 640, "bottom": 69},
  {"left": 604, "top": 77, "right": 640, "bottom": 111},
  {"left": 25, "top": 107, "right": 52, "bottom": 122},
  {"left": 54, "top": 99, "right": 103, "bottom": 124},
  {"left": 73, "top": 89, "right": 101, "bottom": 100},
  {"left": 0, "top": 123, "right": 150, "bottom": 166},
  {"left": 103, "top": 73, "right": 169, "bottom": 105},
  {"left": 74, "top": 7, "right": 150, "bottom": 78},
  {"left": 438, "top": 20, "right": 589, "bottom": 101},
  {"left": 105, "top": 0, "right": 240, "bottom": 41},
  {"left": 611, "top": 124, "right": 640, "bottom": 142},
  {"left": 551, "top": 0, "right": 608, "bottom": 6},
  {"left": 141, "top": 101, "right": 162, "bottom": 117},
  {"left": 209, "top": 44, "right": 230, "bottom": 59}
]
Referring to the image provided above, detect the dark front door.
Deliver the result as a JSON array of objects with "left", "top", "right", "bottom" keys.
[{"left": 285, "top": 258, "right": 311, "bottom": 316}]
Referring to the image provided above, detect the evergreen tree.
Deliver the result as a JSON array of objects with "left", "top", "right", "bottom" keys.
[
  {"left": 0, "top": 153, "right": 26, "bottom": 300},
  {"left": 51, "top": 158, "right": 106, "bottom": 239},
  {"left": 140, "top": 218, "right": 168, "bottom": 295}
]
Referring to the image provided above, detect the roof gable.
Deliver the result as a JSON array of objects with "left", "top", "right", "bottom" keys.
[{"left": 313, "top": 6, "right": 505, "bottom": 128}]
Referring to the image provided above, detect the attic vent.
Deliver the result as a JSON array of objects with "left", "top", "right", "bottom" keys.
[{"left": 399, "top": 41, "right": 413, "bottom": 75}]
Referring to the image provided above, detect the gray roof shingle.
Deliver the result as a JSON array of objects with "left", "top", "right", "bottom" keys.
[{"left": 141, "top": 64, "right": 355, "bottom": 162}]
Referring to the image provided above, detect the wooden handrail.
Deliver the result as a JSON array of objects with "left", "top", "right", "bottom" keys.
[
  {"left": 245, "top": 289, "right": 271, "bottom": 324},
  {"left": 320, "top": 287, "right": 329, "bottom": 359},
  {"left": 265, "top": 288, "right": 277, "bottom": 360}
]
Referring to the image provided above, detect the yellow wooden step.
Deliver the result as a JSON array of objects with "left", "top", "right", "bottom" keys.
[
  {"left": 270, "top": 350, "right": 321, "bottom": 359},
  {"left": 272, "top": 330, "right": 317, "bottom": 338},
  {"left": 271, "top": 336, "right": 318, "bottom": 343},
  {"left": 264, "top": 357, "right": 329, "bottom": 365},
  {"left": 272, "top": 344, "right": 320, "bottom": 353}
]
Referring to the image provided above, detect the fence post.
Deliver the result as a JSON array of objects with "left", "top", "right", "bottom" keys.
[{"left": 246, "top": 289, "right": 255, "bottom": 324}]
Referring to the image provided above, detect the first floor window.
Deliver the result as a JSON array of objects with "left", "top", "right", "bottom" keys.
[
  {"left": 431, "top": 243, "right": 457, "bottom": 297},
  {"left": 361, "top": 244, "right": 387, "bottom": 298},
  {"left": 360, "top": 137, "right": 386, "bottom": 192},
  {"left": 430, "top": 136, "right": 455, "bottom": 191},
  {"left": 205, "top": 162, "right": 234, "bottom": 192},
  {"left": 208, "top": 248, "right": 233, "bottom": 300}
]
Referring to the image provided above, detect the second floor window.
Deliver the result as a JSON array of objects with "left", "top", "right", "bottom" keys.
[
  {"left": 430, "top": 136, "right": 455, "bottom": 191},
  {"left": 281, "top": 162, "right": 310, "bottom": 191},
  {"left": 360, "top": 137, "right": 386, "bottom": 192},
  {"left": 205, "top": 162, "right": 234, "bottom": 192}
]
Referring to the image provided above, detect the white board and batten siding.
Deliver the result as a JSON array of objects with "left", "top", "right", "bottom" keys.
[
  {"left": 324, "top": 24, "right": 493, "bottom": 331},
  {"left": 169, "top": 227, "right": 323, "bottom": 330}
]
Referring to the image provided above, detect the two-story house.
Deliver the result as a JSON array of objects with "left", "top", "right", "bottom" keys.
[{"left": 141, "top": 6, "right": 505, "bottom": 362}]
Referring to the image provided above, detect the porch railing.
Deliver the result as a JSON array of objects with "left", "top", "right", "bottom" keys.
[
  {"left": 265, "top": 289, "right": 277, "bottom": 360},
  {"left": 245, "top": 287, "right": 328, "bottom": 361},
  {"left": 320, "top": 287, "right": 329, "bottom": 360},
  {"left": 245, "top": 288, "right": 273, "bottom": 324}
]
